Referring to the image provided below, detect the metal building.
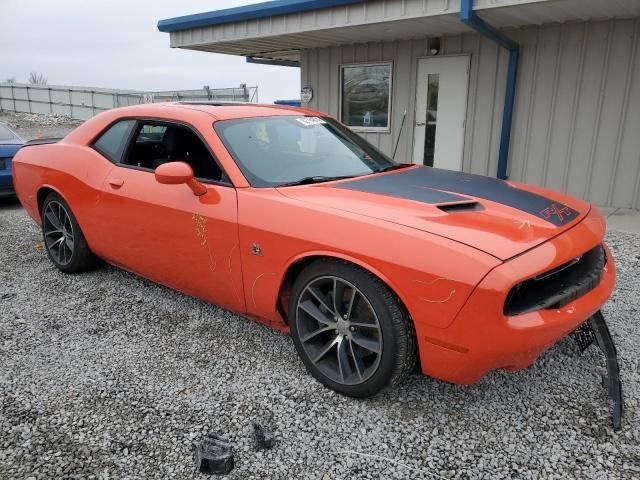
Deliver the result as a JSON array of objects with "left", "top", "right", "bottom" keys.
[{"left": 158, "top": 0, "right": 640, "bottom": 209}]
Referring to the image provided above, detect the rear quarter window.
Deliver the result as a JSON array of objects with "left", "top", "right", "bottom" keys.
[{"left": 93, "top": 120, "right": 136, "bottom": 162}]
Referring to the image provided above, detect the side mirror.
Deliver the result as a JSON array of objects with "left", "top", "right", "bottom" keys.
[{"left": 155, "top": 161, "right": 207, "bottom": 196}]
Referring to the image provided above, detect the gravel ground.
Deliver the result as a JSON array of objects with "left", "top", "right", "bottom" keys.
[
  {"left": 0, "top": 198, "right": 638, "bottom": 479},
  {"left": 0, "top": 112, "right": 82, "bottom": 141}
]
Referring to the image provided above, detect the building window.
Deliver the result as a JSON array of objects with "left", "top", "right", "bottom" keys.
[{"left": 340, "top": 63, "right": 392, "bottom": 131}]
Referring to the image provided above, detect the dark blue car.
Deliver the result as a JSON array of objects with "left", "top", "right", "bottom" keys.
[{"left": 0, "top": 123, "right": 25, "bottom": 197}]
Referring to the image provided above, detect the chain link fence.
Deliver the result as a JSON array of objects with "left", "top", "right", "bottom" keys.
[{"left": 0, "top": 83, "right": 258, "bottom": 120}]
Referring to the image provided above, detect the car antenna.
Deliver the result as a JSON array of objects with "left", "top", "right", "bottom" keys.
[{"left": 392, "top": 109, "right": 407, "bottom": 161}]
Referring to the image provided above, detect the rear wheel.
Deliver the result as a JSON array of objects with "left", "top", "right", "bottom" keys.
[
  {"left": 41, "top": 192, "right": 98, "bottom": 273},
  {"left": 289, "top": 259, "right": 416, "bottom": 397}
]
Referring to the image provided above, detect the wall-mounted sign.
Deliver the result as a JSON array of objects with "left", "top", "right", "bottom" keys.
[{"left": 301, "top": 86, "right": 313, "bottom": 103}]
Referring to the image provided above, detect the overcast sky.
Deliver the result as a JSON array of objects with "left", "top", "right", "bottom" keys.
[{"left": 0, "top": 0, "right": 301, "bottom": 103}]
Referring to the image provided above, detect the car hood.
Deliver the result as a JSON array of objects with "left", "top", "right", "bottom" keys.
[{"left": 277, "top": 166, "right": 590, "bottom": 261}]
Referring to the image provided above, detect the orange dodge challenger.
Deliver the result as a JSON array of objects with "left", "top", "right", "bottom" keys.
[{"left": 12, "top": 103, "right": 623, "bottom": 427}]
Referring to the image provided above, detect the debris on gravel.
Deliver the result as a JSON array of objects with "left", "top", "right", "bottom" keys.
[
  {"left": 193, "top": 433, "right": 235, "bottom": 475},
  {"left": 251, "top": 420, "right": 276, "bottom": 450},
  {"left": 0, "top": 111, "right": 82, "bottom": 140},
  {"left": 0, "top": 200, "right": 638, "bottom": 479}
]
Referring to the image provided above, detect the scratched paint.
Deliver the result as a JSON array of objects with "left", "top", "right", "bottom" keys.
[
  {"left": 191, "top": 213, "right": 217, "bottom": 271},
  {"left": 414, "top": 277, "right": 457, "bottom": 304},
  {"left": 515, "top": 219, "right": 532, "bottom": 229},
  {"left": 227, "top": 244, "right": 244, "bottom": 305},
  {"left": 251, "top": 272, "right": 277, "bottom": 308}
]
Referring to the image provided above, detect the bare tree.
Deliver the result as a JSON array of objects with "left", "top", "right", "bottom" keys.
[
  {"left": 4, "top": 76, "right": 16, "bottom": 84},
  {"left": 28, "top": 72, "right": 48, "bottom": 85}
]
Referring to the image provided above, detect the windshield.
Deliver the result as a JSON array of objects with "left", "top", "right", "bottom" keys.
[{"left": 214, "top": 115, "right": 397, "bottom": 187}]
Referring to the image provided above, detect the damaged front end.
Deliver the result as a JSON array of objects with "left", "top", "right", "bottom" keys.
[{"left": 570, "top": 310, "right": 624, "bottom": 431}]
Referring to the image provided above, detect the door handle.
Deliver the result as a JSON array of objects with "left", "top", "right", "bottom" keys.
[
  {"left": 108, "top": 177, "right": 124, "bottom": 188},
  {"left": 415, "top": 122, "right": 426, "bottom": 127}
]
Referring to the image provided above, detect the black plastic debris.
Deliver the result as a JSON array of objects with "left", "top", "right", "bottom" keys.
[
  {"left": 571, "top": 310, "right": 624, "bottom": 431},
  {"left": 589, "top": 311, "right": 624, "bottom": 431},
  {"left": 570, "top": 320, "right": 596, "bottom": 352},
  {"left": 193, "top": 433, "right": 234, "bottom": 475},
  {"left": 251, "top": 420, "right": 276, "bottom": 450}
]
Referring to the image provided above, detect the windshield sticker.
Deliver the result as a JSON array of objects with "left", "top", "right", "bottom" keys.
[{"left": 296, "top": 117, "right": 326, "bottom": 127}]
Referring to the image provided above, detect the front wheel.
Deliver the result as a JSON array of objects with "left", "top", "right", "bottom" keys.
[
  {"left": 41, "top": 192, "right": 98, "bottom": 273},
  {"left": 289, "top": 259, "right": 417, "bottom": 397}
]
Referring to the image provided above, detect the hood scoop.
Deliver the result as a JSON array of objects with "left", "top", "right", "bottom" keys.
[{"left": 437, "top": 201, "right": 484, "bottom": 213}]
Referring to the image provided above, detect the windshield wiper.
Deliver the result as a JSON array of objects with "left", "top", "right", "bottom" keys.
[
  {"left": 278, "top": 175, "right": 356, "bottom": 187},
  {"left": 374, "top": 164, "right": 411, "bottom": 173}
]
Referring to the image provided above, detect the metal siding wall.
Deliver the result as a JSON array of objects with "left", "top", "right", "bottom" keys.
[
  {"left": 300, "top": 17, "right": 640, "bottom": 208},
  {"left": 508, "top": 18, "right": 640, "bottom": 210},
  {"left": 616, "top": 22, "right": 640, "bottom": 209}
]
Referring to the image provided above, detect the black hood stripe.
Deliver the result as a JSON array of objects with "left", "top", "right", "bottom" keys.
[{"left": 334, "top": 167, "right": 579, "bottom": 226}]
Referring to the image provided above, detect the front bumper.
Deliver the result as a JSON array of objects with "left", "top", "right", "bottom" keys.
[{"left": 420, "top": 208, "right": 615, "bottom": 385}]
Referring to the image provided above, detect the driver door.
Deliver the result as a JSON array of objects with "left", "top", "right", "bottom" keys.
[{"left": 90, "top": 119, "right": 245, "bottom": 313}]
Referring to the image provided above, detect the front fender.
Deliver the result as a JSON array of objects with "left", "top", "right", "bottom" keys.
[{"left": 238, "top": 188, "right": 500, "bottom": 335}]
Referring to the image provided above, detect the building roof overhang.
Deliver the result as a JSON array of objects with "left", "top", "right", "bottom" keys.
[{"left": 158, "top": 0, "right": 640, "bottom": 63}]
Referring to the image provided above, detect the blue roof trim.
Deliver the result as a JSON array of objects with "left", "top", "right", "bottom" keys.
[{"left": 158, "top": 0, "right": 366, "bottom": 33}]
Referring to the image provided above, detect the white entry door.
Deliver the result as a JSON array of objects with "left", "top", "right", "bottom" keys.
[{"left": 412, "top": 55, "right": 470, "bottom": 170}]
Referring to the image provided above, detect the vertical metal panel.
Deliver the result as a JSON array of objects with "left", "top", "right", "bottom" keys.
[
  {"left": 507, "top": 27, "right": 538, "bottom": 184},
  {"left": 564, "top": 21, "right": 611, "bottom": 200},
  {"left": 589, "top": 19, "right": 637, "bottom": 206},
  {"left": 455, "top": 33, "right": 480, "bottom": 173},
  {"left": 301, "top": 16, "right": 640, "bottom": 208},
  {"left": 488, "top": 46, "right": 508, "bottom": 178},
  {"left": 470, "top": 37, "right": 500, "bottom": 176},
  {"left": 522, "top": 24, "right": 560, "bottom": 186},
  {"left": 543, "top": 22, "right": 583, "bottom": 193},
  {"left": 613, "top": 19, "right": 640, "bottom": 209}
]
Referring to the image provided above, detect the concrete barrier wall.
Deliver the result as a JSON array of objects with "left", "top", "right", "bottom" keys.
[{"left": 0, "top": 83, "right": 258, "bottom": 120}]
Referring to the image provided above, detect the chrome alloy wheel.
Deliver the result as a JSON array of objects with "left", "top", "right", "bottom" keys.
[
  {"left": 295, "top": 276, "right": 383, "bottom": 385},
  {"left": 43, "top": 200, "right": 75, "bottom": 266}
]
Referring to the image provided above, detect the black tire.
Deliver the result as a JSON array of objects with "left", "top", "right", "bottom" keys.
[
  {"left": 289, "top": 259, "right": 417, "bottom": 397},
  {"left": 41, "top": 192, "right": 98, "bottom": 273}
]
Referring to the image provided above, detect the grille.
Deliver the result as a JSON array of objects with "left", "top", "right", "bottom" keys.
[{"left": 504, "top": 244, "right": 605, "bottom": 316}]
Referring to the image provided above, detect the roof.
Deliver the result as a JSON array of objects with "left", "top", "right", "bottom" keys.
[
  {"left": 92, "top": 102, "right": 321, "bottom": 122},
  {"left": 157, "top": 0, "right": 365, "bottom": 33},
  {"left": 63, "top": 102, "right": 326, "bottom": 148},
  {"left": 167, "top": 102, "right": 318, "bottom": 120},
  {"left": 158, "top": 0, "right": 640, "bottom": 63}
]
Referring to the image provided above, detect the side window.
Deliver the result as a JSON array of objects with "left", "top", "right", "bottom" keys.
[
  {"left": 93, "top": 120, "right": 136, "bottom": 162},
  {"left": 124, "top": 122, "right": 223, "bottom": 182}
]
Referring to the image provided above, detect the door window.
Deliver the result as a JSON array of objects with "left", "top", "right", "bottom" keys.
[{"left": 123, "top": 122, "right": 223, "bottom": 182}]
